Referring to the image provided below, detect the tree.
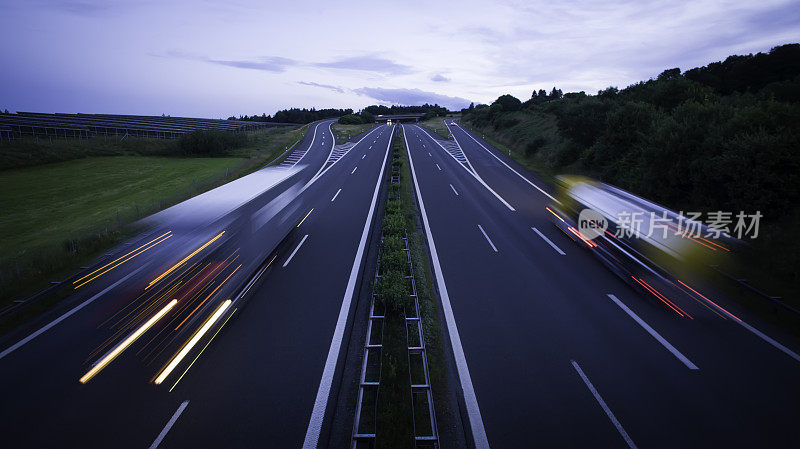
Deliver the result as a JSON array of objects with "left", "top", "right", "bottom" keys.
[
  {"left": 658, "top": 68, "right": 681, "bottom": 81},
  {"left": 493, "top": 94, "right": 522, "bottom": 112},
  {"left": 597, "top": 86, "right": 619, "bottom": 99},
  {"left": 549, "top": 87, "right": 563, "bottom": 99}
]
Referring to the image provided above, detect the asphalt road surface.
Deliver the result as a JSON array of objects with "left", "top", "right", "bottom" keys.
[
  {"left": 402, "top": 121, "right": 800, "bottom": 448},
  {"left": 0, "top": 120, "right": 396, "bottom": 448},
  {"left": 3, "top": 117, "right": 800, "bottom": 449}
]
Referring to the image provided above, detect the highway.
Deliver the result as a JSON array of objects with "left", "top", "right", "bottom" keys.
[
  {"left": 2, "top": 115, "right": 800, "bottom": 448},
  {"left": 0, "top": 119, "right": 396, "bottom": 448},
  {"left": 401, "top": 121, "right": 800, "bottom": 448}
]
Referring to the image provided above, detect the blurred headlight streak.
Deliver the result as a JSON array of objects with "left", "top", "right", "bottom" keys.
[
  {"left": 296, "top": 208, "right": 314, "bottom": 228},
  {"left": 154, "top": 299, "right": 232, "bottom": 385},
  {"left": 73, "top": 231, "right": 173, "bottom": 289},
  {"left": 146, "top": 231, "right": 225, "bottom": 290},
  {"left": 79, "top": 299, "right": 177, "bottom": 384}
]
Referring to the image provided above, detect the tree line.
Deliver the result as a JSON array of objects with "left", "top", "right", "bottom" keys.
[
  {"left": 230, "top": 103, "right": 452, "bottom": 125},
  {"left": 461, "top": 43, "right": 800, "bottom": 285}
]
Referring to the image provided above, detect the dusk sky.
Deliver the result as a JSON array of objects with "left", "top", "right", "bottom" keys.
[{"left": 1, "top": 0, "right": 798, "bottom": 118}]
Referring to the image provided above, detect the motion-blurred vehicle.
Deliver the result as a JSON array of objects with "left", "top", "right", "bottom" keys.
[{"left": 547, "top": 176, "right": 738, "bottom": 318}]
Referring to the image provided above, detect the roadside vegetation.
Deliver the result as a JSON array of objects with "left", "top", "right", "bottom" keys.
[
  {"left": 0, "top": 124, "right": 308, "bottom": 313},
  {"left": 418, "top": 116, "right": 453, "bottom": 140},
  {"left": 460, "top": 43, "right": 800, "bottom": 308},
  {"left": 373, "top": 125, "right": 446, "bottom": 447},
  {"left": 331, "top": 121, "right": 378, "bottom": 144}
]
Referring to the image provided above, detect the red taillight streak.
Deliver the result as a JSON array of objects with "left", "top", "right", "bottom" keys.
[{"left": 677, "top": 280, "right": 741, "bottom": 322}]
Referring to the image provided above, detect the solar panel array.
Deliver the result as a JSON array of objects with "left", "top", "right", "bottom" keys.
[{"left": 0, "top": 112, "right": 296, "bottom": 140}]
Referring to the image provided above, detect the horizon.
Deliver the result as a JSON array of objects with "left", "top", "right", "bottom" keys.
[{"left": 1, "top": 0, "right": 798, "bottom": 118}]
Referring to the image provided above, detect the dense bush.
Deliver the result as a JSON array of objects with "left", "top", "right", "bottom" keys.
[
  {"left": 381, "top": 249, "right": 407, "bottom": 274},
  {"left": 177, "top": 129, "right": 247, "bottom": 156},
  {"left": 376, "top": 270, "right": 408, "bottom": 311},
  {"left": 383, "top": 235, "right": 402, "bottom": 252},
  {"left": 382, "top": 213, "right": 406, "bottom": 236}
]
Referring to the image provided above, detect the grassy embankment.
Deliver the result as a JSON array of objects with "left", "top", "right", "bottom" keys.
[
  {"left": 373, "top": 125, "right": 446, "bottom": 447},
  {"left": 417, "top": 116, "right": 453, "bottom": 140},
  {"left": 461, "top": 44, "right": 800, "bottom": 325},
  {"left": 0, "top": 124, "right": 307, "bottom": 312},
  {"left": 331, "top": 122, "right": 379, "bottom": 144}
]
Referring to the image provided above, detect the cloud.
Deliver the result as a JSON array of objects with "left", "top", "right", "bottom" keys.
[
  {"left": 297, "top": 81, "right": 345, "bottom": 93},
  {"left": 207, "top": 56, "right": 296, "bottom": 73},
  {"left": 431, "top": 73, "right": 450, "bottom": 82},
  {"left": 161, "top": 51, "right": 413, "bottom": 76},
  {"left": 314, "top": 55, "right": 414, "bottom": 75},
  {"left": 354, "top": 87, "right": 471, "bottom": 110}
]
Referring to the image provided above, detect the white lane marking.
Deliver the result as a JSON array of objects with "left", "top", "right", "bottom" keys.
[
  {"left": 416, "top": 125, "right": 515, "bottom": 211},
  {"left": 571, "top": 361, "right": 638, "bottom": 449},
  {"left": 351, "top": 166, "right": 358, "bottom": 175},
  {"left": 403, "top": 125, "right": 489, "bottom": 449},
  {"left": 283, "top": 234, "right": 309, "bottom": 268},
  {"left": 307, "top": 124, "right": 381, "bottom": 186},
  {"left": 362, "top": 154, "right": 366, "bottom": 159},
  {"left": 428, "top": 152, "right": 432, "bottom": 157},
  {"left": 451, "top": 123, "right": 559, "bottom": 203},
  {"left": 290, "top": 121, "right": 322, "bottom": 168},
  {"left": 606, "top": 294, "right": 698, "bottom": 370},
  {"left": 331, "top": 188, "right": 342, "bottom": 202},
  {"left": 436, "top": 163, "right": 442, "bottom": 171},
  {"left": 303, "top": 125, "right": 395, "bottom": 449},
  {"left": 369, "top": 146, "right": 373, "bottom": 149},
  {"left": 149, "top": 400, "right": 189, "bottom": 449},
  {"left": 0, "top": 265, "right": 146, "bottom": 361},
  {"left": 450, "top": 184, "right": 459, "bottom": 196},
  {"left": 531, "top": 227, "right": 565, "bottom": 255},
  {"left": 477, "top": 224, "right": 498, "bottom": 253}
]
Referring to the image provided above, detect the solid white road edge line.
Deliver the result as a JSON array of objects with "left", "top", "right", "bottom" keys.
[
  {"left": 606, "top": 294, "right": 699, "bottom": 370},
  {"left": 283, "top": 234, "right": 309, "bottom": 268},
  {"left": 331, "top": 188, "right": 342, "bottom": 202},
  {"left": 531, "top": 227, "right": 565, "bottom": 255},
  {"left": 148, "top": 400, "right": 189, "bottom": 449},
  {"left": 0, "top": 265, "right": 147, "bottom": 361},
  {"left": 414, "top": 125, "right": 515, "bottom": 211},
  {"left": 451, "top": 122, "right": 560, "bottom": 204},
  {"left": 571, "top": 361, "right": 638, "bottom": 449},
  {"left": 403, "top": 125, "right": 490, "bottom": 449},
  {"left": 477, "top": 224, "right": 498, "bottom": 253},
  {"left": 302, "top": 125, "right": 395, "bottom": 449},
  {"left": 307, "top": 124, "right": 382, "bottom": 186},
  {"left": 291, "top": 121, "right": 322, "bottom": 168}
]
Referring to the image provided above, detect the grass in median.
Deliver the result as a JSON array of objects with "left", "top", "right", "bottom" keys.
[
  {"left": 373, "top": 126, "right": 447, "bottom": 447},
  {"left": 331, "top": 122, "right": 378, "bottom": 144}
]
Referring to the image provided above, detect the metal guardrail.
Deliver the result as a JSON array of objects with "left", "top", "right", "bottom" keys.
[
  {"left": 710, "top": 265, "right": 799, "bottom": 317},
  {"left": 351, "top": 246, "right": 385, "bottom": 448},
  {"left": 402, "top": 234, "right": 440, "bottom": 448}
]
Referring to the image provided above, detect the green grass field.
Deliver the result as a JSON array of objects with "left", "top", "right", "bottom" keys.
[
  {"left": 331, "top": 122, "right": 378, "bottom": 144},
  {"left": 0, "top": 124, "right": 310, "bottom": 320},
  {"left": 0, "top": 156, "right": 242, "bottom": 264}
]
